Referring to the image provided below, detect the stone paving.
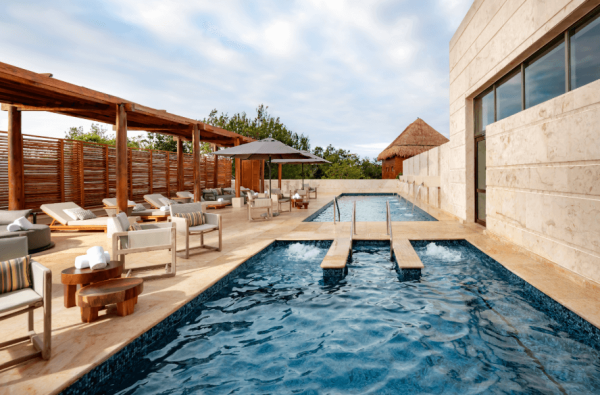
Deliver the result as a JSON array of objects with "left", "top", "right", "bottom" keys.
[{"left": 1, "top": 193, "right": 599, "bottom": 395}]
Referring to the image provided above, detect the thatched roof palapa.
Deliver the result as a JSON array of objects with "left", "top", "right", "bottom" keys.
[{"left": 377, "top": 118, "right": 449, "bottom": 161}]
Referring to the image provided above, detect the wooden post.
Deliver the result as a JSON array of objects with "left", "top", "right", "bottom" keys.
[
  {"left": 116, "top": 104, "right": 128, "bottom": 213},
  {"left": 79, "top": 142, "right": 85, "bottom": 208},
  {"left": 166, "top": 152, "right": 171, "bottom": 198},
  {"left": 149, "top": 150, "right": 153, "bottom": 194},
  {"left": 128, "top": 148, "right": 133, "bottom": 200},
  {"left": 59, "top": 139, "right": 65, "bottom": 202},
  {"left": 176, "top": 137, "right": 184, "bottom": 192},
  {"left": 260, "top": 160, "right": 265, "bottom": 193},
  {"left": 213, "top": 152, "right": 218, "bottom": 188},
  {"left": 278, "top": 163, "right": 282, "bottom": 190},
  {"left": 105, "top": 145, "right": 109, "bottom": 198},
  {"left": 8, "top": 106, "right": 24, "bottom": 210},
  {"left": 192, "top": 125, "right": 201, "bottom": 202},
  {"left": 234, "top": 138, "right": 241, "bottom": 198}
]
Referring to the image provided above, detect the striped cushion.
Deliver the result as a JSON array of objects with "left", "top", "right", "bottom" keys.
[
  {"left": 173, "top": 211, "right": 203, "bottom": 226},
  {"left": 0, "top": 255, "right": 32, "bottom": 294}
]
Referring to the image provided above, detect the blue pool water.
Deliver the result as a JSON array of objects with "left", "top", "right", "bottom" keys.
[
  {"left": 306, "top": 193, "right": 437, "bottom": 222},
  {"left": 103, "top": 240, "right": 600, "bottom": 394}
]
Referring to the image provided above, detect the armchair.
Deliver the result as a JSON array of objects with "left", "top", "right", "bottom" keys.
[
  {"left": 247, "top": 193, "right": 273, "bottom": 220},
  {"left": 303, "top": 183, "right": 317, "bottom": 199},
  {"left": 0, "top": 236, "right": 51, "bottom": 370},
  {"left": 109, "top": 213, "right": 176, "bottom": 280},
  {"left": 270, "top": 189, "right": 291, "bottom": 214},
  {"left": 170, "top": 202, "right": 222, "bottom": 259}
]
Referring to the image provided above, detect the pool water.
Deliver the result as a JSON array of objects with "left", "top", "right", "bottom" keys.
[
  {"left": 105, "top": 240, "right": 600, "bottom": 394},
  {"left": 306, "top": 194, "right": 436, "bottom": 222}
]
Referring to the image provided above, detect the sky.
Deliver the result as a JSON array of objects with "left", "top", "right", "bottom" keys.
[{"left": 0, "top": 0, "right": 472, "bottom": 159}]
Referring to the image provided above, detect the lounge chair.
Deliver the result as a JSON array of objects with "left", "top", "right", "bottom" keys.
[
  {"left": 176, "top": 191, "right": 208, "bottom": 203},
  {"left": 41, "top": 202, "right": 112, "bottom": 232},
  {"left": 102, "top": 198, "right": 168, "bottom": 222},
  {"left": 0, "top": 236, "right": 51, "bottom": 370},
  {"left": 270, "top": 189, "right": 291, "bottom": 214},
  {"left": 0, "top": 209, "right": 54, "bottom": 253},
  {"left": 170, "top": 202, "right": 222, "bottom": 259},
  {"left": 109, "top": 213, "right": 176, "bottom": 280},
  {"left": 247, "top": 193, "right": 273, "bottom": 220},
  {"left": 303, "top": 183, "right": 317, "bottom": 199},
  {"left": 143, "top": 194, "right": 178, "bottom": 211}
]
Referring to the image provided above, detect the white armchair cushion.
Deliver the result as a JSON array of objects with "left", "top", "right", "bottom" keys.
[
  {"left": 252, "top": 198, "right": 272, "bottom": 208},
  {"left": 189, "top": 224, "right": 218, "bottom": 232},
  {"left": 0, "top": 288, "right": 42, "bottom": 314}
]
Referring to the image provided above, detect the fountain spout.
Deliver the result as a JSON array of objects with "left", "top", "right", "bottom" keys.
[{"left": 412, "top": 182, "right": 424, "bottom": 213}]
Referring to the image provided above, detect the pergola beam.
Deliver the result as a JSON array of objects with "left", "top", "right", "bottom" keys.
[{"left": 1, "top": 103, "right": 111, "bottom": 111}]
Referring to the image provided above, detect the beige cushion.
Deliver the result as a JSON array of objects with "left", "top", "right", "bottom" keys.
[
  {"left": 189, "top": 224, "right": 218, "bottom": 233},
  {"left": 252, "top": 198, "right": 272, "bottom": 208},
  {"left": 0, "top": 288, "right": 42, "bottom": 314},
  {"left": 41, "top": 202, "right": 83, "bottom": 225},
  {"left": 144, "top": 194, "right": 167, "bottom": 208},
  {"left": 176, "top": 191, "right": 194, "bottom": 198},
  {"left": 67, "top": 218, "right": 109, "bottom": 226}
]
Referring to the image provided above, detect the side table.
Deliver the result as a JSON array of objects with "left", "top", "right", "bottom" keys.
[{"left": 61, "top": 261, "right": 123, "bottom": 308}]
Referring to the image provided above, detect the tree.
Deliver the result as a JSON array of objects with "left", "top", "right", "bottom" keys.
[{"left": 65, "top": 123, "right": 143, "bottom": 148}]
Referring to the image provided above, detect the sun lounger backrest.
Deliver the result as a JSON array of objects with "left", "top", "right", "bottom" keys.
[
  {"left": 176, "top": 191, "right": 194, "bottom": 198},
  {"left": 144, "top": 194, "right": 166, "bottom": 209},
  {"left": 102, "top": 198, "right": 116, "bottom": 206},
  {"left": 40, "top": 202, "right": 83, "bottom": 225}
]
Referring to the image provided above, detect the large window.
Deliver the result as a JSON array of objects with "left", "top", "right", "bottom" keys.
[
  {"left": 570, "top": 11, "right": 600, "bottom": 89},
  {"left": 474, "top": 88, "right": 494, "bottom": 136},
  {"left": 525, "top": 39, "right": 566, "bottom": 109},
  {"left": 474, "top": 6, "right": 600, "bottom": 134},
  {"left": 496, "top": 69, "right": 522, "bottom": 121}
]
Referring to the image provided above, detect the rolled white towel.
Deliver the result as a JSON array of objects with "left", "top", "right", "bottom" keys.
[
  {"left": 6, "top": 223, "right": 21, "bottom": 232},
  {"left": 75, "top": 252, "right": 111, "bottom": 269},
  {"left": 160, "top": 206, "right": 170, "bottom": 212},
  {"left": 217, "top": 198, "right": 224, "bottom": 202},
  {"left": 87, "top": 246, "right": 107, "bottom": 270},
  {"left": 13, "top": 216, "right": 34, "bottom": 230}
]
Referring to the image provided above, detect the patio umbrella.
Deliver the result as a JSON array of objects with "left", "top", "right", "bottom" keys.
[
  {"left": 214, "top": 138, "right": 311, "bottom": 194},
  {"left": 272, "top": 151, "right": 331, "bottom": 190}
]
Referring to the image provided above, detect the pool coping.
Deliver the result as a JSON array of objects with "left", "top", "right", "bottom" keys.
[{"left": 302, "top": 192, "right": 437, "bottom": 222}]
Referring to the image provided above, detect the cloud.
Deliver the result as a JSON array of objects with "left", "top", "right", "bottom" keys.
[{"left": 0, "top": 0, "right": 471, "bottom": 158}]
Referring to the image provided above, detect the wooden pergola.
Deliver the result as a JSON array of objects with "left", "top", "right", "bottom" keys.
[{"left": 0, "top": 61, "right": 253, "bottom": 213}]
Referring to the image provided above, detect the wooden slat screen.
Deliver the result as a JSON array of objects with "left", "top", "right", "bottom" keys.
[{"left": 0, "top": 131, "right": 232, "bottom": 211}]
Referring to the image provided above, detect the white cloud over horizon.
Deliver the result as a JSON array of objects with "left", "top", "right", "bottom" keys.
[{"left": 0, "top": 0, "right": 472, "bottom": 159}]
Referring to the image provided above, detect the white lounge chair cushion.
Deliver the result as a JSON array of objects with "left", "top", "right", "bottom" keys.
[
  {"left": 144, "top": 194, "right": 167, "bottom": 209},
  {"left": 189, "top": 223, "right": 218, "bottom": 233},
  {"left": 176, "top": 191, "right": 194, "bottom": 198},
  {"left": 0, "top": 288, "right": 42, "bottom": 314},
  {"left": 41, "top": 202, "right": 83, "bottom": 225},
  {"left": 65, "top": 208, "right": 96, "bottom": 220},
  {"left": 67, "top": 218, "right": 109, "bottom": 226}
]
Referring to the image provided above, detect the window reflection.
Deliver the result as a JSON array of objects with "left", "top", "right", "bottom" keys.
[
  {"left": 496, "top": 70, "right": 522, "bottom": 121},
  {"left": 570, "top": 14, "right": 600, "bottom": 89},
  {"left": 474, "top": 89, "right": 494, "bottom": 135},
  {"left": 525, "top": 39, "right": 566, "bottom": 109}
]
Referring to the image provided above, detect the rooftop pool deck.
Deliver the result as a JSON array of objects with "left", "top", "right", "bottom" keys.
[{"left": 1, "top": 192, "right": 600, "bottom": 394}]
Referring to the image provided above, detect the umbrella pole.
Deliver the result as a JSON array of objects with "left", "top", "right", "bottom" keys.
[
  {"left": 269, "top": 156, "right": 272, "bottom": 193},
  {"left": 302, "top": 163, "right": 304, "bottom": 190}
]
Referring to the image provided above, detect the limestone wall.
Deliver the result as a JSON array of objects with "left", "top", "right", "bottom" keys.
[
  {"left": 486, "top": 78, "right": 600, "bottom": 283},
  {"left": 450, "top": 0, "right": 600, "bottom": 282},
  {"left": 399, "top": 146, "right": 448, "bottom": 210},
  {"left": 233, "top": 179, "right": 400, "bottom": 194}
]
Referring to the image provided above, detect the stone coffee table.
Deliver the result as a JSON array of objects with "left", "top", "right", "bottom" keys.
[{"left": 61, "top": 261, "right": 123, "bottom": 308}]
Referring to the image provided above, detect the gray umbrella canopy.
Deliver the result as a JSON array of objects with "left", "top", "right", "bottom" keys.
[
  {"left": 271, "top": 150, "right": 330, "bottom": 165},
  {"left": 213, "top": 138, "right": 310, "bottom": 160},
  {"left": 272, "top": 151, "right": 330, "bottom": 189}
]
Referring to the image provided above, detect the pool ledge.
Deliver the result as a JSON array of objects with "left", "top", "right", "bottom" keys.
[
  {"left": 393, "top": 238, "right": 424, "bottom": 269},
  {"left": 321, "top": 237, "right": 352, "bottom": 269}
]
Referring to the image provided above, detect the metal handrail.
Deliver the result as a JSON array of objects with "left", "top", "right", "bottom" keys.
[
  {"left": 333, "top": 199, "right": 336, "bottom": 224},
  {"left": 387, "top": 200, "right": 394, "bottom": 260},
  {"left": 386, "top": 200, "right": 390, "bottom": 235},
  {"left": 353, "top": 201, "right": 356, "bottom": 235}
]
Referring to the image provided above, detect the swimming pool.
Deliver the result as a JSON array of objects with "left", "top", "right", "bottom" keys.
[
  {"left": 305, "top": 193, "right": 437, "bottom": 222},
  {"left": 99, "top": 240, "right": 600, "bottom": 394}
]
